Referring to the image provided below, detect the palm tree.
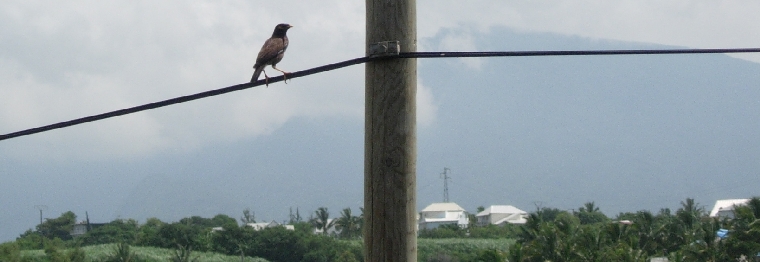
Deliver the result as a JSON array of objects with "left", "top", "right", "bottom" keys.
[
  {"left": 577, "top": 202, "right": 608, "bottom": 225},
  {"left": 518, "top": 213, "right": 542, "bottom": 242},
  {"left": 573, "top": 225, "right": 606, "bottom": 261},
  {"left": 580, "top": 202, "right": 600, "bottom": 213},
  {"left": 312, "top": 207, "right": 335, "bottom": 235},
  {"left": 334, "top": 208, "right": 360, "bottom": 239},
  {"left": 682, "top": 218, "right": 728, "bottom": 262},
  {"left": 746, "top": 197, "right": 760, "bottom": 219},
  {"left": 631, "top": 210, "right": 659, "bottom": 255},
  {"left": 676, "top": 198, "right": 703, "bottom": 231},
  {"left": 676, "top": 198, "right": 706, "bottom": 248},
  {"left": 240, "top": 208, "right": 256, "bottom": 224},
  {"left": 722, "top": 197, "right": 760, "bottom": 259}
]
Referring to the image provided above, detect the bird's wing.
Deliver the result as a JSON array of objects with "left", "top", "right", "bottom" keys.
[{"left": 255, "top": 38, "right": 286, "bottom": 66}]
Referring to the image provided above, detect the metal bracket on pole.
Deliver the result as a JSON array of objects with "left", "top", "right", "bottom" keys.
[{"left": 369, "top": 41, "right": 400, "bottom": 58}]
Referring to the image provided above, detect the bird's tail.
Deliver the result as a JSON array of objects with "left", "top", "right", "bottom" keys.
[{"left": 251, "top": 67, "right": 263, "bottom": 83}]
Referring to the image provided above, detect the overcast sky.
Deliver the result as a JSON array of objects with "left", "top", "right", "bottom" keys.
[
  {"left": 2, "top": 1, "right": 759, "bottom": 242},
  {"left": 2, "top": 1, "right": 759, "bottom": 159}
]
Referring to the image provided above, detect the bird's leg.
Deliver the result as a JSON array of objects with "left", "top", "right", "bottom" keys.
[
  {"left": 272, "top": 65, "right": 289, "bottom": 84},
  {"left": 262, "top": 70, "right": 270, "bottom": 87}
]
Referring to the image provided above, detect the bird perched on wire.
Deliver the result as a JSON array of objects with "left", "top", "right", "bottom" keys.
[{"left": 251, "top": 23, "right": 293, "bottom": 86}]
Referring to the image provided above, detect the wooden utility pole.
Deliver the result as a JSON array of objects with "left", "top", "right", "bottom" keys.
[{"left": 364, "top": 0, "right": 417, "bottom": 261}]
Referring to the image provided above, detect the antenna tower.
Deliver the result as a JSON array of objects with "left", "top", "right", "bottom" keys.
[
  {"left": 34, "top": 205, "right": 47, "bottom": 225},
  {"left": 440, "top": 168, "right": 451, "bottom": 202}
]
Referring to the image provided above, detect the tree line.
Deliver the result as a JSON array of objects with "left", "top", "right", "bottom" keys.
[
  {"left": 403, "top": 198, "right": 760, "bottom": 261},
  {"left": 508, "top": 198, "right": 760, "bottom": 261},
  {"left": 2, "top": 207, "right": 364, "bottom": 262},
  {"left": 4, "top": 198, "right": 760, "bottom": 261}
]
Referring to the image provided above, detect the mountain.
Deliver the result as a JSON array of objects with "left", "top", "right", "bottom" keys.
[
  {"left": 416, "top": 26, "right": 760, "bottom": 213},
  {"left": 117, "top": 116, "right": 365, "bottom": 223},
  {"left": 120, "top": 26, "right": 760, "bottom": 225},
  {"left": 4, "top": 26, "right": 760, "bottom": 242}
]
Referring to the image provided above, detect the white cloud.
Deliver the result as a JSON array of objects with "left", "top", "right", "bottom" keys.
[
  {"left": 0, "top": 1, "right": 366, "bottom": 160},
  {"left": 2, "top": 0, "right": 760, "bottom": 243},
  {"left": 416, "top": 80, "right": 438, "bottom": 129},
  {"left": 437, "top": 31, "right": 483, "bottom": 70},
  {"left": 3, "top": 1, "right": 759, "bottom": 161},
  {"left": 419, "top": 1, "right": 760, "bottom": 63},
  {"left": 0, "top": 59, "right": 169, "bottom": 161}
]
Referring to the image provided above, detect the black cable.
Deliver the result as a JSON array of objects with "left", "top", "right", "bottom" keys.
[
  {"left": 0, "top": 57, "right": 369, "bottom": 141},
  {"left": 398, "top": 48, "right": 760, "bottom": 58},
  {"left": 2, "top": 48, "right": 760, "bottom": 142}
]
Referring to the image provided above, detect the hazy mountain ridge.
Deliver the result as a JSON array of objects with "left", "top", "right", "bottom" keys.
[
  {"left": 418, "top": 26, "right": 760, "bottom": 213},
  {"left": 4, "top": 26, "right": 760, "bottom": 242},
  {"left": 121, "top": 27, "right": 760, "bottom": 225}
]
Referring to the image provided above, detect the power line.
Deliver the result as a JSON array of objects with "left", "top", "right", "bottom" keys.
[
  {"left": 2, "top": 47, "right": 760, "bottom": 142},
  {"left": 0, "top": 57, "right": 369, "bottom": 141},
  {"left": 398, "top": 48, "right": 760, "bottom": 58}
]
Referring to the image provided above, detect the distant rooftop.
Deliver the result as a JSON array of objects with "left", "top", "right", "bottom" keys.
[
  {"left": 476, "top": 205, "right": 527, "bottom": 217},
  {"left": 421, "top": 202, "right": 465, "bottom": 212},
  {"left": 709, "top": 199, "right": 750, "bottom": 217}
]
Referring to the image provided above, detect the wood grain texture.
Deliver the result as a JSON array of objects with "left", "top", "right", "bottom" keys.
[{"left": 365, "top": 0, "right": 417, "bottom": 261}]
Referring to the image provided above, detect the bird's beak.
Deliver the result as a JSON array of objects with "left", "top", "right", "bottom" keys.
[{"left": 288, "top": 25, "right": 294, "bottom": 28}]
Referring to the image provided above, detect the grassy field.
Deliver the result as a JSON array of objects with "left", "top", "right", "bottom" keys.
[
  {"left": 20, "top": 244, "right": 270, "bottom": 262},
  {"left": 17, "top": 239, "right": 513, "bottom": 261},
  {"left": 418, "top": 238, "right": 514, "bottom": 260},
  {"left": 341, "top": 238, "right": 515, "bottom": 261}
]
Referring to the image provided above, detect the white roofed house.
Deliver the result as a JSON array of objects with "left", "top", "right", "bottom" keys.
[
  {"left": 476, "top": 205, "right": 528, "bottom": 226},
  {"left": 418, "top": 202, "right": 470, "bottom": 230},
  {"left": 246, "top": 220, "right": 295, "bottom": 231},
  {"left": 212, "top": 220, "right": 294, "bottom": 232},
  {"left": 710, "top": 199, "right": 750, "bottom": 219}
]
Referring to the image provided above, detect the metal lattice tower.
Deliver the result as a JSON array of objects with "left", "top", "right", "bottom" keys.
[
  {"left": 440, "top": 168, "right": 451, "bottom": 202},
  {"left": 34, "top": 205, "right": 47, "bottom": 225}
]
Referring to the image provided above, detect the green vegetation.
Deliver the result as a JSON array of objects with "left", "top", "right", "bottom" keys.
[
  {"left": 5, "top": 199, "right": 760, "bottom": 261},
  {"left": 312, "top": 207, "right": 336, "bottom": 236},
  {"left": 334, "top": 208, "right": 362, "bottom": 239},
  {"left": 511, "top": 198, "right": 760, "bottom": 261},
  {"left": 4, "top": 208, "right": 366, "bottom": 262},
  {"left": 16, "top": 243, "right": 269, "bottom": 262},
  {"left": 418, "top": 238, "right": 513, "bottom": 261},
  {"left": 419, "top": 223, "right": 521, "bottom": 239}
]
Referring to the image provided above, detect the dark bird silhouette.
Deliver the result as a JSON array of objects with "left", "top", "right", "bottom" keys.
[{"left": 251, "top": 23, "right": 293, "bottom": 85}]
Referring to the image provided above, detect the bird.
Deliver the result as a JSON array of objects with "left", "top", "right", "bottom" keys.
[{"left": 251, "top": 23, "right": 293, "bottom": 86}]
